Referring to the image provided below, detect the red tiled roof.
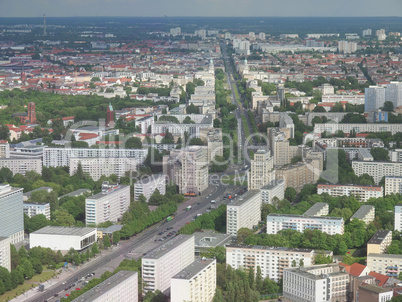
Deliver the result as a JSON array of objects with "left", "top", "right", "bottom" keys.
[
  {"left": 368, "top": 271, "right": 389, "bottom": 287},
  {"left": 78, "top": 133, "right": 99, "bottom": 140}
]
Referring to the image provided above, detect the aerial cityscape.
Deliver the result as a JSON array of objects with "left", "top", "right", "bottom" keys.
[{"left": 0, "top": 1, "right": 401, "bottom": 302}]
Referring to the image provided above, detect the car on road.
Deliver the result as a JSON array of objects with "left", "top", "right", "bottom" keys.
[{"left": 54, "top": 293, "right": 59, "bottom": 297}]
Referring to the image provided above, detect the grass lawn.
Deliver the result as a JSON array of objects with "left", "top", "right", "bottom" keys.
[
  {"left": 31, "top": 269, "right": 57, "bottom": 283},
  {"left": 241, "top": 114, "right": 250, "bottom": 138}
]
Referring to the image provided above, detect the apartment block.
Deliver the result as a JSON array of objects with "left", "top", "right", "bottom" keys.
[
  {"left": 303, "top": 202, "right": 329, "bottom": 217},
  {"left": 165, "top": 146, "right": 208, "bottom": 195},
  {"left": 352, "top": 161, "right": 402, "bottom": 184},
  {"left": 389, "top": 149, "right": 402, "bottom": 163},
  {"left": 226, "top": 190, "right": 261, "bottom": 235},
  {"left": 85, "top": 181, "right": 130, "bottom": 226},
  {"left": 43, "top": 147, "right": 147, "bottom": 168},
  {"left": 395, "top": 204, "right": 402, "bottom": 232},
  {"left": 365, "top": 86, "right": 386, "bottom": 112},
  {"left": 0, "top": 237, "right": 11, "bottom": 272},
  {"left": 367, "top": 231, "right": 392, "bottom": 255},
  {"left": 69, "top": 157, "right": 136, "bottom": 181},
  {"left": 199, "top": 128, "right": 223, "bottom": 163},
  {"left": 134, "top": 174, "right": 166, "bottom": 202},
  {"left": 268, "top": 128, "right": 298, "bottom": 167},
  {"left": 0, "top": 184, "right": 24, "bottom": 244},
  {"left": 283, "top": 264, "right": 349, "bottom": 302},
  {"left": 338, "top": 40, "right": 357, "bottom": 53},
  {"left": 72, "top": 270, "right": 138, "bottom": 302},
  {"left": 0, "top": 140, "right": 10, "bottom": 158},
  {"left": 267, "top": 214, "right": 344, "bottom": 235},
  {"left": 350, "top": 205, "right": 375, "bottom": 225},
  {"left": 226, "top": 245, "right": 317, "bottom": 282},
  {"left": 171, "top": 259, "right": 216, "bottom": 302},
  {"left": 385, "top": 176, "right": 402, "bottom": 195},
  {"left": 357, "top": 284, "right": 393, "bottom": 302},
  {"left": 23, "top": 202, "right": 50, "bottom": 220},
  {"left": 142, "top": 235, "right": 195, "bottom": 293},
  {"left": 386, "top": 81, "right": 402, "bottom": 108},
  {"left": 260, "top": 179, "right": 285, "bottom": 204},
  {"left": 314, "top": 123, "right": 402, "bottom": 136},
  {"left": 317, "top": 184, "right": 383, "bottom": 202},
  {"left": 0, "top": 158, "right": 42, "bottom": 176},
  {"left": 248, "top": 150, "right": 275, "bottom": 190},
  {"left": 367, "top": 253, "right": 402, "bottom": 277}
]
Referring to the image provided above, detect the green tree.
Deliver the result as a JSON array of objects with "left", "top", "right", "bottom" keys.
[
  {"left": 186, "top": 103, "right": 199, "bottom": 114},
  {"left": 125, "top": 137, "right": 143, "bottom": 149},
  {"left": 0, "top": 125, "right": 10, "bottom": 140},
  {"left": 381, "top": 101, "right": 394, "bottom": 111},
  {"left": 103, "top": 235, "right": 111, "bottom": 248},
  {"left": 337, "top": 241, "right": 348, "bottom": 255},
  {"left": 0, "top": 167, "right": 13, "bottom": 183},
  {"left": 25, "top": 214, "right": 49, "bottom": 233},
  {"left": 285, "top": 187, "right": 297, "bottom": 203},
  {"left": 10, "top": 245, "right": 19, "bottom": 270},
  {"left": 91, "top": 77, "right": 101, "bottom": 82},
  {"left": 255, "top": 266, "right": 263, "bottom": 291},
  {"left": 53, "top": 209, "right": 75, "bottom": 226},
  {"left": 18, "top": 246, "right": 28, "bottom": 260},
  {"left": 370, "top": 147, "right": 390, "bottom": 161},
  {"left": 91, "top": 242, "right": 100, "bottom": 255}
]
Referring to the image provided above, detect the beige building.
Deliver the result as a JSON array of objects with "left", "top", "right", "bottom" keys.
[
  {"left": 350, "top": 205, "right": 375, "bottom": 225},
  {"left": 248, "top": 150, "right": 275, "bottom": 190},
  {"left": 226, "top": 245, "right": 320, "bottom": 282},
  {"left": 367, "top": 253, "right": 402, "bottom": 277},
  {"left": 0, "top": 158, "right": 42, "bottom": 176},
  {"left": 0, "top": 237, "right": 11, "bottom": 272},
  {"left": 268, "top": 128, "right": 298, "bottom": 167},
  {"left": 385, "top": 176, "right": 402, "bottom": 195},
  {"left": 284, "top": 264, "right": 349, "bottom": 302},
  {"left": 226, "top": 190, "right": 261, "bottom": 235},
  {"left": 165, "top": 146, "right": 208, "bottom": 195},
  {"left": 170, "top": 259, "right": 216, "bottom": 302},
  {"left": 367, "top": 230, "right": 392, "bottom": 255},
  {"left": 200, "top": 128, "right": 223, "bottom": 162},
  {"left": 69, "top": 157, "right": 136, "bottom": 181},
  {"left": 142, "top": 235, "right": 195, "bottom": 293}
]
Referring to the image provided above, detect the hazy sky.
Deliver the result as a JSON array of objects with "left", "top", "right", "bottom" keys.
[{"left": 0, "top": 0, "right": 401, "bottom": 17}]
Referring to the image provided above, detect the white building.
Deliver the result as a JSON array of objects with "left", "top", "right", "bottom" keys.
[
  {"left": 260, "top": 180, "right": 285, "bottom": 204},
  {"left": 395, "top": 204, "right": 402, "bottom": 232},
  {"left": 134, "top": 174, "right": 166, "bottom": 202},
  {"left": 314, "top": 123, "right": 402, "bottom": 135},
  {"left": 350, "top": 205, "right": 375, "bottom": 225},
  {"left": 0, "top": 140, "right": 10, "bottom": 158},
  {"left": 30, "top": 226, "right": 97, "bottom": 251},
  {"left": 317, "top": 184, "right": 383, "bottom": 202},
  {"left": 142, "top": 235, "right": 195, "bottom": 293},
  {"left": 85, "top": 182, "right": 130, "bottom": 226},
  {"left": 385, "top": 176, "right": 402, "bottom": 195},
  {"left": 43, "top": 147, "right": 147, "bottom": 168},
  {"left": 389, "top": 149, "right": 402, "bottom": 163},
  {"left": 72, "top": 270, "right": 138, "bottom": 302},
  {"left": 226, "top": 245, "right": 317, "bottom": 282},
  {"left": 226, "top": 190, "right": 261, "bottom": 235},
  {"left": 0, "top": 158, "right": 42, "bottom": 176},
  {"left": 367, "top": 253, "right": 402, "bottom": 277},
  {"left": 283, "top": 264, "right": 349, "bottom": 302},
  {"left": 352, "top": 161, "right": 402, "bottom": 184},
  {"left": 171, "top": 259, "right": 216, "bottom": 302},
  {"left": 363, "top": 29, "right": 372, "bottom": 36},
  {"left": 267, "top": 214, "right": 344, "bottom": 235},
  {"left": 23, "top": 202, "right": 50, "bottom": 220},
  {"left": 69, "top": 157, "right": 136, "bottom": 181},
  {"left": 365, "top": 86, "right": 386, "bottom": 112},
  {"left": 303, "top": 202, "right": 329, "bottom": 217},
  {"left": 338, "top": 40, "right": 357, "bottom": 53},
  {"left": 0, "top": 184, "right": 24, "bottom": 244},
  {"left": 0, "top": 237, "right": 11, "bottom": 272},
  {"left": 386, "top": 81, "right": 402, "bottom": 108},
  {"left": 248, "top": 150, "right": 275, "bottom": 190}
]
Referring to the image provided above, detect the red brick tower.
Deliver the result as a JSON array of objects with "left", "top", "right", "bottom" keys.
[
  {"left": 106, "top": 102, "right": 114, "bottom": 127},
  {"left": 27, "top": 102, "right": 37, "bottom": 124}
]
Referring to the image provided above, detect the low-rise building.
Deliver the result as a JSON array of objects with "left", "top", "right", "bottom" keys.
[
  {"left": 303, "top": 202, "right": 329, "bottom": 217},
  {"left": 0, "top": 237, "right": 11, "bottom": 271},
  {"left": 30, "top": 226, "right": 97, "bottom": 252},
  {"left": 23, "top": 202, "right": 50, "bottom": 220},
  {"left": 385, "top": 176, "right": 402, "bottom": 196},
  {"left": 226, "top": 245, "right": 318, "bottom": 282},
  {"left": 350, "top": 205, "right": 375, "bottom": 225},
  {"left": 367, "top": 231, "right": 392, "bottom": 255},
  {"left": 260, "top": 180, "right": 285, "bottom": 204},
  {"left": 23, "top": 186, "right": 53, "bottom": 201},
  {"left": 267, "top": 214, "right": 344, "bottom": 235},
  {"left": 283, "top": 264, "right": 349, "bottom": 302},
  {"left": 142, "top": 235, "right": 195, "bottom": 293},
  {"left": 134, "top": 174, "right": 166, "bottom": 202},
  {"left": 226, "top": 190, "right": 261, "bottom": 235},
  {"left": 317, "top": 183, "right": 383, "bottom": 202},
  {"left": 72, "top": 270, "right": 138, "bottom": 302},
  {"left": 171, "top": 259, "right": 216, "bottom": 302}
]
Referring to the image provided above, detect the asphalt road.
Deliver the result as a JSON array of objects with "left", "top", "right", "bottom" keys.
[{"left": 26, "top": 182, "right": 236, "bottom": 302}]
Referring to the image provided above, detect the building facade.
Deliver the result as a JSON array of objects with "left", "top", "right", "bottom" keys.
[
  {"left": 385, "top": 176, "right": 402, "bottom": 196},
  {"left": 303, "top": 202, "right": 329, "bottom": 217},
  {"left": 367, "top": 253, "right": 402, "bottom": 278},
  {"left": 365, "top": 86, "right": 386, "bottom": 112},
  {"left": 0, "top": 184, "right": 24, "bottom": 244},
  {"left": 247, "top": 150, "right": 275, "bottom": 190},
  {"left": 260, "top": 179, "right": 285, "bottom": 204},
  {"left": 317, "top": 184, "right": 383, "bottom": 202},
  {"left": 314, "top": 123, "right": 402, "bottom": 135},
  {"left": 23, "top": 202, "right": 50, "bottom": 220},
  {"left": 367, "top": 231, "right": 392, "bottom": 255},
  {"left": 0, "top": 158, "right": 42, "bottom": 176},
  {"left": 85, "top": 182, "right": 130, "bottom": 226},
  {"left": 351, "top": 205, "right": 375, "bottom": 225},
  {"left": 0, "top": 237, "right": 11, "bottom": 272},
  {"left": 395, "top": 204, "right": 402, "bottom": 232},
  {"left": 226, "top": 190, "right": 261, "bottom": 235},
  {"left": 134, "top": 174, "right": 166, "bottom": 202},
  {"left": 267, "top": 214, "right": 344, "bottom": 235},
  {"left": 352, "top": 161, "right": 402, "bottom": 184}
]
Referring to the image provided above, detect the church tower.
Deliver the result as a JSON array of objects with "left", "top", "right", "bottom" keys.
[{"left": 106, "top": 102, "right": 115, "bottom": 127}]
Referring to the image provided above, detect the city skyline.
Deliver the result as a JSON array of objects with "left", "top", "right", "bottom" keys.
[{"left": 1, "top": 0, "right": 401, "bottom": 18}]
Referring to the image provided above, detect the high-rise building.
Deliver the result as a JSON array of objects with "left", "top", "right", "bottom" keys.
[
  {"left": 338, "top": 40, "right": 357, "bottom": 53},
  {"left": 0, "top": 184, "right": 24, "bottom": 244},
  {"left": 106, "top": 102, "right": 114, "bottom": 127},
  {"left": 171, "top": 259, "right": 216, "bottom": 302},
  {"left": 283, "top": 264, "right": 349, "bottom": 302},
  {"left": 267, "top": 214, "right": 344, "bottom": 235},
  {"left": 142, "top": 235, "right": 195, "bottom": 293},
  {"left": 258, "top": 32, "right": 266, "bottom": 40},
  {"left": 395, "top": 204, "right": 402, "bottom": 232},
  {"left": 367, "top": 230, "right": 392, "bottom": 255},
  {"left": 134, "top": 174, "right": 166, "bottom": 202},
  {"left": 170, "top": 27, "right": 181, "bottom": 36},
  {"left": 386, "top": 177, "right": 402, "bottom": 196},
  {"left": 260, "top": 179, "right": 285, "bottom": 204},
  {"left": 247, "top": 150, "right": 274, "bottom": 190},
  {"left": 72, "top": 271, "right": 138, "bottom": 302},
  {"left": 386, "top": 82, "right": 402, "bottom": 108},
  {"left": 85, "top": 181, "right": 130, "bottom": 226},
  {"left": 365, "top": 86, "right": 386, "bottom": 112},
  {"left": 165, "top": 146, "right": 208, "bottom": 195},
  {"left": 269, "top": 128, "right": 298, "bottom": 167},
  {"left": 226, "top": 190, "right": 261, "bottom": 235},
  {"left": 226, "top": 245, "right": 319, "bottom": 282},
  {"left": 0, "top": 140, "right": 10, "bottom": 158},
  {"left": 0, "top": 237, "right": 11, "bottom": 272},
  {"left": 363, "top": 29, "right": 372, "bottom": 36}
]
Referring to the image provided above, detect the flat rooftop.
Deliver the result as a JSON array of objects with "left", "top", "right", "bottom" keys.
[
  {"left": 229, "top": 189, "right": 260, "bottom": 207},
  {"left": 268, "top": 213, "right": 343, "bottom": 221},
  {"left": 227, "top": 245, "right": 313, "bottom": 253},
  {"left": 143, "top": 235, "right": 193, "bottom": 259},
  {"left": 368, "top": 230, "right": 392, "bottom": 245},
  {"left": 360, "top": 284, "right": 393, "bottom": 294},
  {"left": 86, "top": 185, "right": 129, "bottom": 200},
  {"left": 172, "top": 259, "right": 215, "bottom": 280},
  {"left": 261, "top": 179, "right": 284, "bottom": 190},
  {"left": 31, "top": 226, "right": 96, "bottom": 237},
  {"left": 72, "top": 270, "right": 137, "bottom": 302},
  {"left": 58, "top": 189, "right": 91, "bottom": 200},
  {"left": 194, "top": 231, "right": 234, "bottom": 248}
]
